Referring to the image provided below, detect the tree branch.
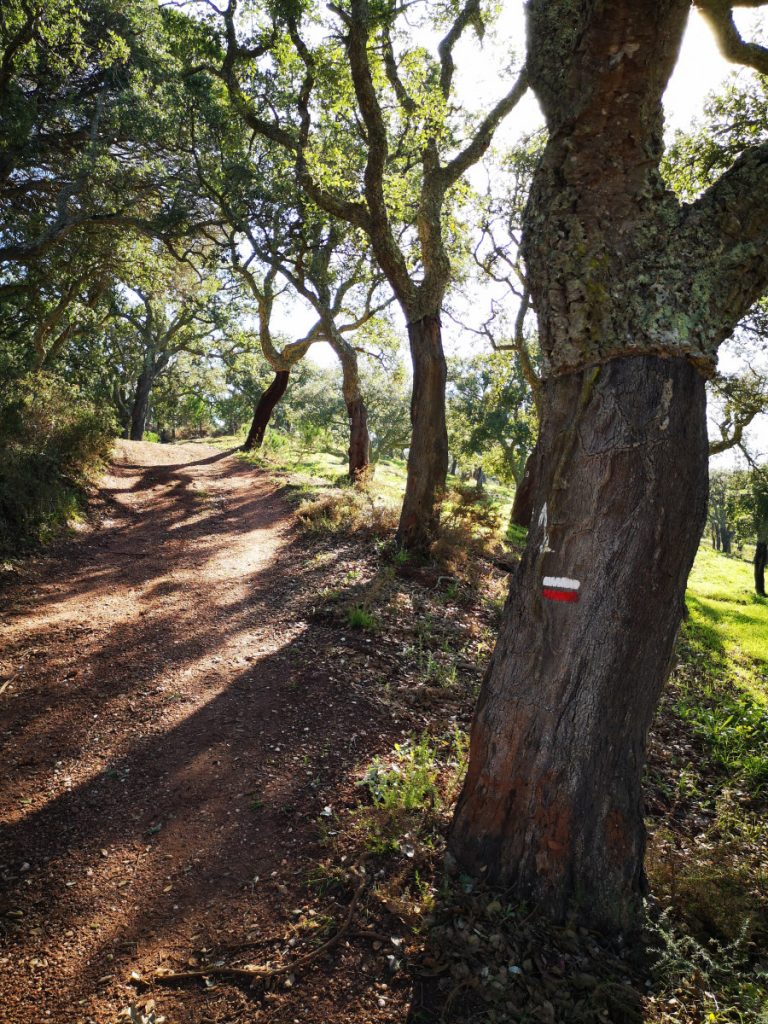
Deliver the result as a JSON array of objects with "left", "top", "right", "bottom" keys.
[
  {"left": 344, "top": 0, "right": 415, "bottom": 306},
  {"left": 696, "top": 0, "right": 768, "bottom": 74},
  {"left": 683, "top": 140, "right": 768, "bottom": 342},
  {"left": 438, "top": 0, "right": 482, "bottom": 98},
  {"left": 440, "top": 67, "right": 529, "bottom": 187}
]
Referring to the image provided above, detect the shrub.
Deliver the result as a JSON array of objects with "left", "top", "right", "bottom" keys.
[
  {"left": 0, "top": 373, "right": 116, "bottom": 554},
  {"left": 344, "top": 732, "right": 469, "bottom": 858},
  {"left": 432, "top": 485, "right": 505, "bottom": 576},
  {"left": 295, "top": 485, "right": 398, "bottom": 539}
]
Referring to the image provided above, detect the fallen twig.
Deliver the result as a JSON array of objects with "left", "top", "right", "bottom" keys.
[
  {"left": 0, "top": 670, "right": 22, "bottom": 696},
  {"left": 154, "top": 867, "right": 367, "bottom": 986}
]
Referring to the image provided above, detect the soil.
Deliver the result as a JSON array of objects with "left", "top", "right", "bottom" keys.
[{"left": 0, "top": 441, "right": 417, "bottom": 1024}]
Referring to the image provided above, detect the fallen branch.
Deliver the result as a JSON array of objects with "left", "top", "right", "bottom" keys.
[
  {"left": 154, "top": 867, "right": 367, "bottom": 985},
  {"left": 0, "top": 670, "right": 22, "bottom": 696}
]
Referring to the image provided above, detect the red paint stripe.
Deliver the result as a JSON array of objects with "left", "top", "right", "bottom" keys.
[{"left": 542, "top": 587, "right": 579, "bottom": 603}]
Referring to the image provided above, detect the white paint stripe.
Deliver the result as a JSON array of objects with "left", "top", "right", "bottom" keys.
[{"left": 542, "top": 576, "right": 580, "bottom": 591}]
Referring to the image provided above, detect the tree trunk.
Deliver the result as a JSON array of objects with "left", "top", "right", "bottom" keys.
[
  {"left": 347, "top": 397, "right": 370, "bottom": 480},
  {"left": 396, "top": 314, "right": 448, "bottom": 553},
  {"left": 129, "top": 369, "right": 154, "bottom": 442},
  {"left": 755, "top": 541, "right": 767, "bottom": 598},
  {"left": 334, "top": 339, "right": 370, "bottom": 481},
  {"left": 449, "top": 355, "right": 708, "bottom": 934},
  {"left": 243, "top": 370, "right": 290, "bottom": 451}
]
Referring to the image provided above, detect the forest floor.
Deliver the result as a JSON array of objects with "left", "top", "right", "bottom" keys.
[
  {"left": 1, "top": 440, "right": 767, "bottom": 1024},
  {"left": 0, "top": 440, "right": 428, "bottom": 1024}
]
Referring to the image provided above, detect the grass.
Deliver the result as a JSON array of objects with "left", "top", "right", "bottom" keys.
[
  {"left": 211, "top": 429, "right": 516, "bottom": 534},
  {"left": 346, "top": 605, "right": 377, "bottom": 630},
  {"left": 686, "top": 545, "right": 768, "bottom": 699},
  {"left": 638, "top": 544, "right": 768, "bottom": 1022},
  {"left": 201, "top": 432, "right": 768, "bottom": 1020},
  {"left": 336, "top": 732, "right": 469, "bottom": 862}
]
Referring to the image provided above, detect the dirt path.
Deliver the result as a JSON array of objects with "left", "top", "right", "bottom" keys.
[{"left": 0, "top": 441, "right": 408, "bottom": 1023}]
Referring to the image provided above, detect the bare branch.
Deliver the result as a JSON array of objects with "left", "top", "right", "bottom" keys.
[
  {"left": 696, "top": 0, "right": 768, "bottom": 74},
  {"left": 381, "top": 24, "right": 416, "bottom": 113},
  {"left": 440, "top": 67, "right": 529, "bottom": 187},
  {"left": 438, "top": 0, "right": 482, "bottom": 98}
]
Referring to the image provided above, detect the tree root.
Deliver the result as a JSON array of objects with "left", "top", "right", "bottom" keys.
[{"left": 153, "top": 867, "right": 367, "bottom": 986}]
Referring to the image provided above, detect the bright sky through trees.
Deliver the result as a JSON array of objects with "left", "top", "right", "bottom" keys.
[{"left": 288, "top": 4, "right": 768, "bottom": 459}]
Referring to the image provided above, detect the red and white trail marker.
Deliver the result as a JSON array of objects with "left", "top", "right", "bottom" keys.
[{"left": 542, "top": 576, "right": 581, "bottom": 603}]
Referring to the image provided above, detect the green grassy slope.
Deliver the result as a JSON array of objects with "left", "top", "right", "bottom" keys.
[{"left": 686, "top": 546, "right": 767, "bottom": 701}]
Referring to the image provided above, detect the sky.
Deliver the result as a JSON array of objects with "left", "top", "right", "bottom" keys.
[{"left": 291, "top": 4, "right": 768, "bottom": 463}]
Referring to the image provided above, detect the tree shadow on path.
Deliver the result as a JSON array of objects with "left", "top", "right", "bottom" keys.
[{"left": 0, "top": 441, "right": 409, "bottom": 1024}]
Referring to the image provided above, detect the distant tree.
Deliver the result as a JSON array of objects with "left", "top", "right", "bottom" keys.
[
  {"left": 448, "top": 351, "right": 538, "bottom": 487},
  {"left": 709, "top": 365, "right": 768, "bottom": 457},
  {"left": 465, "top": 133, "right": 546, "bottom": 415},
  {"left": 172, "top": 65, "right": 390, "bottom": 480},
  {"left": 748, "top": 468, "right": 768, "bottom": 596},
  {"left": 106, "top": 257, "right": 231, "bottom": 441},
  {"left": 707, "top": 471, "right": 741, "bottom": 553},
  {"left": 181, "top": 0, "right": 528, "bottom": 550},
  {"left": 226, "top": 217, "right": 389, "bottom": 479}
]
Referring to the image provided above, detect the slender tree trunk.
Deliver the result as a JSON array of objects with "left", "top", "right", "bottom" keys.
[
  {"left": 129, "top": 369, "right": 154, "bottom": 442},
  {"left": 396, "top": 314, "right": 448, "bottom": 553},
  {"left": 755, "top": 541, "right": 767, "bottom": 598},
  {"left": 243, "top": 370, "right": 290, "bottom": 451},
  {"left": 722, "top": 525, "right": 732, "bottom": 554},
  {"left": 449, "top": 355, "right": 708, "bottom": 934},
  {"left": 347, "top": 398, "right": 370, "bottom": 480},
  {"left": 334, "top": 342, "right": 370, "bottom": 480}
]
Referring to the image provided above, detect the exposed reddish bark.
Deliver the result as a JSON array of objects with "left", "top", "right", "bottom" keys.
[
  {"left": 450, "top": 355, "right": 709, "bottom": 932},
  {"left": 242, "top": 370, "right": 290, "bottom": 451}
]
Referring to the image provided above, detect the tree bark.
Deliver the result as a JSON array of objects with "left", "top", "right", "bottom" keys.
[
  {"left": 129, "top": 369, "right": 154, "bottom": 442},
  {"left": 333, "top": 339, "right": 371, "bottom": 481},
  {"left": 449, "top": 355, "right": 708, "bottom": 934},
  {"left": 721, "top": 525, "right": 732, "bottom": 555},
  {"left": 755, "top": 541, "right": 767, "bottom": 597},
  {"left": 243, "top": 370, "right": 290, "bottom": 451},
  {"left": 396, "top": 314, "right": 448, "bottom": 553},
  {"left": 346, "top": 397, "right": 370, "bottom": 480}
]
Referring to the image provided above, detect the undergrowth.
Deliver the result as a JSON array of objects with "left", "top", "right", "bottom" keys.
[
  {"left": 232, "top": 433, "right": 768, "bottom": 1022},
  {"left": 338, "top": 731, "right": 468, "bottom": 861},
  {"left": 0, "top": 373, "right": 115, "bottom": 555}
]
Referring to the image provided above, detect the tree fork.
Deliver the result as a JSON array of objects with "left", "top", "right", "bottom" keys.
[
  {"left": 242, "top": 370, "right": 290, "bottom": 451},
  {"left": 449, "top": 354, "right": 709, "bottom": 934}
]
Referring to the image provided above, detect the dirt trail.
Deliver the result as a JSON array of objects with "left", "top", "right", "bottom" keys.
[{"left": 0, "top": 441, "right": 406, "bottom": 1023}]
